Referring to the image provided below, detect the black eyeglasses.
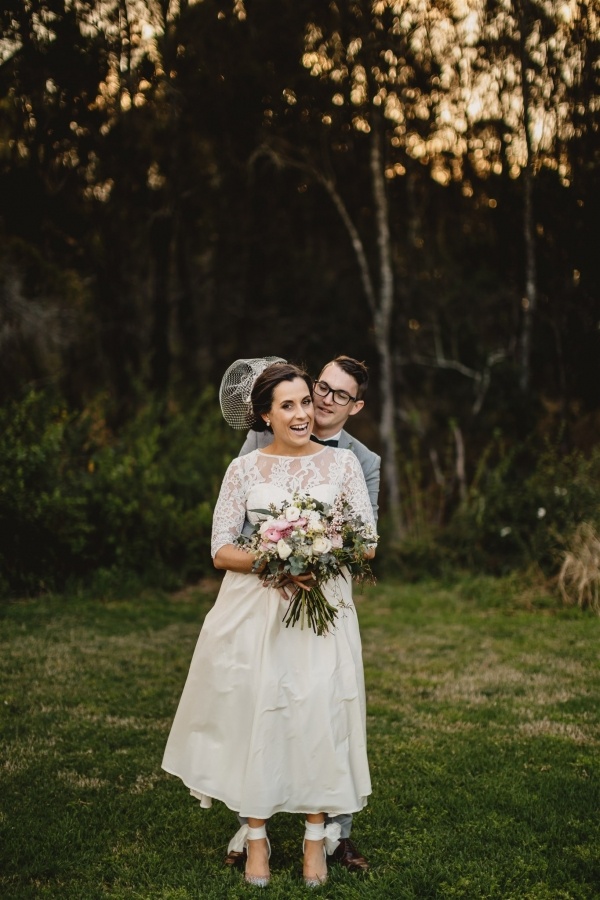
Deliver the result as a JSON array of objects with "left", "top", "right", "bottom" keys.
[{"left": 313, "top": 380, "right": 357, "bottom": 407}]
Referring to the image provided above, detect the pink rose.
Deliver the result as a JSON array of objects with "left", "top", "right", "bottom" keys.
[
  {"left": 260, "top": 517, "right": 291, "bottom": 535},
  {"left": 263, "top": 524, "right": 292, "bottom": 542},
  {"left": 272, "top": 518, "right": 293, "bottom": 532}
]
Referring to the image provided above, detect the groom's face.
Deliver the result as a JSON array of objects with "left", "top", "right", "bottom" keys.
[{"left": 313, "top": 363, "right": 364, "bottom": 438}]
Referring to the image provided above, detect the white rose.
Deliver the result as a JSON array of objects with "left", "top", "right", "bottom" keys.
[
  {"left": 277, "top": 539, "right": 293, "bottom": 559},
  {"left": 307, "top": 511, "right": 324, "bottom": 531},
  {"left": 312, "top": 536, "right": 332, "bottom": 555},
  {"left": 285, "top": 506, "right": 301, "bottom": 522}
]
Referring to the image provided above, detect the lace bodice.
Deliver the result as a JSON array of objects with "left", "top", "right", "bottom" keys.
[{"left": 211, "top": 447, "right": 376, "bottom": 557}]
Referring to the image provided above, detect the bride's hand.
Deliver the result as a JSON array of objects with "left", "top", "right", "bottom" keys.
[
  {"left": 288, "top": 573, "right": 318, "bottom": 590},
  {"left": 270, "top": 572, "right": 318, "bottom": 599}
]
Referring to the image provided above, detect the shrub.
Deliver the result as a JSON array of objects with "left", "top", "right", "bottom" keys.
[
  {"left": 0, "top": 392, "right": 87, "bottom": 595},
  {"left": 438, "top": 439, "right": 600, "bottom": 575},
  {"left": 381, "top": 436, "right": 600, "bottom": 580},
  {"left": 0, "top": 389, "right": 239, "bottom": 597},
  {"left": 558, "top": 522, "right": 600, "bottom": 614}
]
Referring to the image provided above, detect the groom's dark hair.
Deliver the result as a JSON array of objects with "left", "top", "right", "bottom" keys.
[
  {"left": 319, "top": 356, "right": 369, "bottom": 401},
  {"left": 250, "top": 362, "right": 313, "bottom": 433}
]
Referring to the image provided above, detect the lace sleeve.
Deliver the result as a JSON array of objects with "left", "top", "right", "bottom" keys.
[
  {"left": 211, "top": 458, "right": 248, "bottom": 557},
  {"left": 341, "top": 451, "right": 377, "bottom": 535}
]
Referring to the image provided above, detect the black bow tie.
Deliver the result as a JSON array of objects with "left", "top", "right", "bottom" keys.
[{"left": 310, "top": 435, "right": 339, "bottom": 447}]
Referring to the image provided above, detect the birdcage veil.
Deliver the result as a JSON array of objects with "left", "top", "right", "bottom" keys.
[{"left": 219, "top": 357, "right": 287, "bottom": 428}]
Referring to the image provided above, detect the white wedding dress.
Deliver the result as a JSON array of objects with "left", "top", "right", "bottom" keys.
[{"left": 162, "top": 446, "right": 374, "bottom": 820}]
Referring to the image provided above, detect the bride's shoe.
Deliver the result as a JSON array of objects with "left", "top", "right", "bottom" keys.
[
  {"left": 302, "top": 821, "right": 328, "bottom": 888},
  {"left": 244, "top": 825, "right": 271, "bottom": 888}
]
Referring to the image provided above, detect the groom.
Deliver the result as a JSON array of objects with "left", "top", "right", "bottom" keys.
[
  {"left": 240, "top": 354, "right": 380, "bottom": 523},
  {"left": 226, "top": 354, "right": 380, "bottom": 873}
]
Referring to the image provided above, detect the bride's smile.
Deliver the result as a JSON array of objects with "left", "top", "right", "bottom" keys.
[{"left": 261, "top": 378, "right": 315, "bottom": 455}]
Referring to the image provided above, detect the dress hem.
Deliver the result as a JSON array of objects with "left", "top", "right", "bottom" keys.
[{"left": 161, "top": 764, "right": 371, "bottom": 819}]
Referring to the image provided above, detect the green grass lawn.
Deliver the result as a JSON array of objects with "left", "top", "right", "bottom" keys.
[{"left": 1, "top": 576, "right": 599, "bottom": 899}]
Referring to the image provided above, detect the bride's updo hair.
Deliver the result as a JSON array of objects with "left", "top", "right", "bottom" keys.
[{"left": 250, "top": 362, "right": 313, "bottom": 433}]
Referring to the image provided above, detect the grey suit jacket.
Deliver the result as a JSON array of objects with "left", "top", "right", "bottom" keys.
[{"left": 238, "top": 428, "right": 381, "bottom": 524}]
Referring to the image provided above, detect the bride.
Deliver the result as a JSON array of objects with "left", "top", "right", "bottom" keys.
[{"left": 162, "top": 361, "right": 376, "bottom": 886}]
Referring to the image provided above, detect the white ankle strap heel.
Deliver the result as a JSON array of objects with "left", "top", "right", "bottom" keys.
[
  {"left": 240, "top": 824, "right": 271, "bottom": 888},
  {"left": 247, "top": 824, "right": 270, "bottom": 845},
  {"left": 303, "top": 821, "right": 325, "bottom": 844},
  {"left": 302, "top": 820, "right": 341, "bottom": 854},
  {"left": 303, "top": 821, "right": 327, "bottom": 887}
]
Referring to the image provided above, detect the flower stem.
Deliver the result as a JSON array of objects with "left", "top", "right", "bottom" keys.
[{"left": 282, "top": 585, "right": 338, "bottom": 636}]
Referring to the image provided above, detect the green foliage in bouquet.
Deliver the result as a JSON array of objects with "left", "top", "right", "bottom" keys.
[{"left": 238, "top": 492, "right": 377, "bottom": 636}]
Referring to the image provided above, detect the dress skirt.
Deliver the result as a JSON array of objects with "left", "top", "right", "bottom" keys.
[{"left": 161, "top": 569, "right": 371, "bottom": 819}]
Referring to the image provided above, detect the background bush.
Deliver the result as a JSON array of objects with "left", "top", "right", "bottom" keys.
[
  {"left": 382, "top": 437, "right": 600, "bottom": 580},
  {"left": 3, "top": 389, "right": 600, "bottom": 598},
  {"left": 0, "top": 389, "right": 238, "bottom": 597},
  {"left": 446, "top": 440, "right": 600, "bottom": 573}
]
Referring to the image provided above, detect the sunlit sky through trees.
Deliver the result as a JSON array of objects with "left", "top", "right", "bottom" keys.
[
  {"left": 2, "top": 0, "right": 596, "bottom": 194},
  {"left": 1, "top": 0, "right": 598, "bottom": 448}
]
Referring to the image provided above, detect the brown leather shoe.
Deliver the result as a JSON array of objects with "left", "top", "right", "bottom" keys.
[
  {"left": 330, "top": 838, "right": 369, "bottom": 872},
  {"left": 224, "top": 848, "right": 247, "bottom": 870}
]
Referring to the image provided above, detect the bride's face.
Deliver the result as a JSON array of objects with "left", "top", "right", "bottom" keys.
[{"left": 263, "top": 378, "right": 314, "bottom": 447}]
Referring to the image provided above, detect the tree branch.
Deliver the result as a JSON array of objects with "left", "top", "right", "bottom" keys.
[
  {"left": 249, "top": 141, "right": 378, "bottom": 317},
  {"left": 396, "top": 346, "right": 510, "bottom": 416}
]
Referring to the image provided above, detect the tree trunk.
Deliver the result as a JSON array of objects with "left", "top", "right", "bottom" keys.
[
  {"left": 370, "top": 120, "right": 404, "bottom": 540},
  {"left": 452, "top": 423, "right": 467, "bottom": 503},
  {"left": 174, "top": 213, "right": 199, "bottom": 387},
  {"left": 254, "top": 136, "right": 405, "bottom": 537},
  {"left": 149, "top": 210, "right": 172, "bottom": 394},
  {"left": 516, "top": 0, "right": 538, "bottom": 393}
]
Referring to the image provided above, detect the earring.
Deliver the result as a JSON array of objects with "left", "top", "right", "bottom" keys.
[{"left": 265, "top": 419, "right": 271, "bottom": 427}]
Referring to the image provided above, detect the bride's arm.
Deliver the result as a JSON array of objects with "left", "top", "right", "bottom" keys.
[
  {"left": 213, "top": 544, "right": 256, "bottom": 573},
  {"left": 211, "top": 458, "right": 255, "bottom": 569}
]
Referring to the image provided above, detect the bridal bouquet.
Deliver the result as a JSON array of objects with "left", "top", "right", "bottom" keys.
[{"left": 237, "top": 492, "right": 378, "bottom": 636}]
